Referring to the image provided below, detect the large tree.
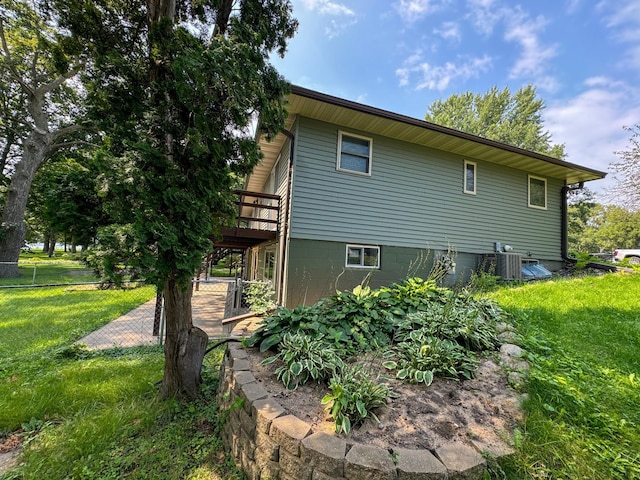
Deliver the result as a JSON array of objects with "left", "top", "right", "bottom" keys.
[
  {"left": 425, "top": 85, "right": 565, "bottom": 158},
  {"left": 609, "top": 124, "right": 640, "bottom": 211},
  {"left": 0, "top": 0, "right": 90, "bottom": 277},
  {"left": 58, "top": 0, "right": 297, "bottom": 399},
  {"left": 28, "top": 153, "right": 106, "bottom": 254},
  {"left": 567, "top": 188, "right": 598, "bottom": 253},
  {"left": 581, "top": 204, "right": 640, "bottom": 252}
]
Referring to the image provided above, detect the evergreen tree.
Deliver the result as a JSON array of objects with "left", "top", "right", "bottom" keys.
[{"left": 58, "top": 0, "right": 297, "bottom": 399}]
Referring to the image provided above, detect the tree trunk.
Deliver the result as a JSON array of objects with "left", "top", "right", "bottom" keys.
[
  {"left": 47, "top": 233, "right": 56, "bottom": 257},
  {"left": 146, "top": 0, "right": 209, "bottom": 400},
  {"left": 0, "top": 130, "right": 50, "bottom": 277},
  {"left": 159, "top": 277, "right": 208, "bottom": 400}
]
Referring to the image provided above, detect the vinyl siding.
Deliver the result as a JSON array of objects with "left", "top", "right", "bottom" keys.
[
  {"left": 289, "top": 116, "right": 564, "bottom": 261},
  {"left": 284, "top": 239, "right": 492, "bottom": 306}
]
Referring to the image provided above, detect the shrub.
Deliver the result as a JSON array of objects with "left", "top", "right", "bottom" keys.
[
  {"left": 394, "top": 293, "right": 501, "bottom": 351},
  {"left": 243, "top": 280, "right": 277, "bottom": 315}
]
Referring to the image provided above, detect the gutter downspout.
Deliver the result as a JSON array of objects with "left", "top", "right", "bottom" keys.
[
  {"left": 561, "top": 182, "right": 584, "bottom": 263},
  {"left": 278, "top": 128, "right": 295, "bottom": 306}
]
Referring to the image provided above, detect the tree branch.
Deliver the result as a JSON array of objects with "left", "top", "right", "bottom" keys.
[
  {"left": 48, "top": 139, "right": 99, "bottom": 154},
  {"left": 212, "top": 0, "right": 234, "bottom": 37},
  {"left": 0, "top": 18, "right": 35, "bottom": 96},
  {"left": 51, "top": 123, "right": 85, "bottom": 141},
  {"left": 35, "top": 59, "right": 86, "bottom": 97}
]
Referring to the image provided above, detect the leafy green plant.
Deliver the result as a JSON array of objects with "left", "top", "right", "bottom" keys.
[
  {"left": 395, "top": 294, "right": 501, "bottom": 351},
  {"left": 383, "top": 335, "right": 479, "bottom": 385},
  {"left": 243, "top": 280, "right": 277, "bottom": 315},
  {"left": 468, "top": 268, "right": 502, "bottom": 292},
  {"left": 261, "top": 332, "right": 344, "bottom": 390},
  {"left": 323, "top": 284, "right": 395, "bottom": 353},
  {"left": 247, "top": 277, "right": 485, "bottom": 355},
  {"left": 321, "top": 364, "right": 392, "bottom": 434},
  {"left": 377, "top": 277, "right": 448, "bottom": 316},
  {"left": 246, "top": 303, "right": 327, "bottom": 352}
]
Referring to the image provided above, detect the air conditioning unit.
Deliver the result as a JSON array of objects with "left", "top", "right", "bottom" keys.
[{"left": 496, "top": 253, "right": 522, "bottom": 280}]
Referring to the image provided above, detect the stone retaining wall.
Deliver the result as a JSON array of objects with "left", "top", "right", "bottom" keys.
[{"left": 217, "top": 342, "right": 499, "bottom": 480}]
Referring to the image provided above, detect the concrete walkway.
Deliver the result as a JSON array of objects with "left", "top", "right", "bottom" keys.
[{"left": 79, "top": 279, "right": 234, "bottom": 350}]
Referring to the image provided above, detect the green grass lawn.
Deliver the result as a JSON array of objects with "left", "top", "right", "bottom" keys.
[
  {"left": 0, "top": 279, "right": 238, "bottom": 480},
  {"left": 0, "top": 251, "right": 98, "bottom": 286},
  {"left": 489, "top": 273, "right": 640, "bottom": 480},
  {"left": 1, "top": 269, "right": 638, "bottom": 479}
]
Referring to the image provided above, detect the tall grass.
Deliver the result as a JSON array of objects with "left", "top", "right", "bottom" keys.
[{"left": 489, "top": 273, "right": 640, "bottom": 480}]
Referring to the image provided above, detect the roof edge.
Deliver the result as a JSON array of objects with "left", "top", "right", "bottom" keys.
[{"left": 290, "top": 84, "right": 606, "bottom": 180}]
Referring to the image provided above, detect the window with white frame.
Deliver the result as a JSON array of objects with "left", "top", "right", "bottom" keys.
[
  {"left": 464, "top": 160, "right": 476, "bottom": 194},
  {"left": 346, "top": 244, "right": 380, "bottom": 268},
  {"left": 264, "top": 248, "right": 276, "bottom": 280},
  {"left": 337, "top": 131, "right": 372, "bottom": 175},
  {"left": 528, "top": 175, "right": 547, "bottom": 209}
]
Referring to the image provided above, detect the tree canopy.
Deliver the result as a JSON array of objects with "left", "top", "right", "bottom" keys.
[
  {"left": 28, "top": 153, "right": 106, "bottom": 252},
  {"left": 0, "top": 0, "right": 91, "bottom": 276},
  {"left": 425, "top": 85, "right": 565, "bottom": 158},
  {"left": 608, "top": 124, "right": 640, "bottom": 211}
]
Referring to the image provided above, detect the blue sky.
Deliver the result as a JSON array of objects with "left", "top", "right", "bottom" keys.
[{"left": 271, "top": 0, "right": 640, "bottom": 196}]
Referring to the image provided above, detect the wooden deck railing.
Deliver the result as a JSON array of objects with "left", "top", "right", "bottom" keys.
[{"left": 232, "top": 189, "right": 280, "bottom": 232}]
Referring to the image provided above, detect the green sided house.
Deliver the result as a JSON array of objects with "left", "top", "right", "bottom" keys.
[{"left": 214, "top": 85, "right": 605, "bottom": 307}]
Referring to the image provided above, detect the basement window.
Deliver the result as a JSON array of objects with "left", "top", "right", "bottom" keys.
[{"left": 346, "top": 244, "right": 380, "bottom": 268}]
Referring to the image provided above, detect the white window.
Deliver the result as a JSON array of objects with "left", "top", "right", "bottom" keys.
[
  {"left": 346, "top": 244, "right": 380, "bottom": 268},
  {"left": 528, "top": 175, "right": 547, "bottom": 210},
  {"left": 337, "top": 131, "right": 372, "bottom": 175},
  {"left": 464, "top": 160, "right": 476, "bottom": 194}
]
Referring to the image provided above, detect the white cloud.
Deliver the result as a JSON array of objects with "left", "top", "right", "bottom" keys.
[
  {"left": 301, "top": 0, "right": 357, "bottom": 38},
  {"left": 504, "top": 11, "right": 558, "bottom": 86},
  {"left": 599, "top": 0, "right": 640, "bottom": 71},
  {"left": 395, "top": 0, "right": 449, "bottom": 24},
  {"left": 325, "top": 17, "right": 358, "bottom": 38},
  {"left": 466, "top": 0, "right": 503, "bottom": 35},
  {"left": 545, "top": 78, "right": 640, "bottom": 193},
  {"left": 566, "top": 0, "right": 581, "bottom": 14},
  {"left": 302, "top": 0, "right": 355, "bottom": 16},
  {"left": 467, "top": 2, "right": 558, "bottom": 90},
  {"left": 434, "top": 21, "right": 462, "bottom": 42},
  {"left": 396, "top": 52, "right": 492, "bottom": 90}
]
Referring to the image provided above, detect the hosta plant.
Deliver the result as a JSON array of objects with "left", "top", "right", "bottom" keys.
[
  {"left": 261, "top": 332, "right": 343, "bottom": 390},
  {"left": 243, "top": 281, "right": 277, "bottom": 315},
  {"left": 383, "top": 334, "right": 479, "bottom": 386},
  {"left": 322, "top": 364, "right": 392, "bottom": 434},
  {"left": 394, "top": 294, "right": 501, "bottom": 351}
]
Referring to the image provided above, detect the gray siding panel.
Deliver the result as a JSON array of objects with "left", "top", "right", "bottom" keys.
[{"left": 290, "top": 117, "right": 563, "bottom": 261}]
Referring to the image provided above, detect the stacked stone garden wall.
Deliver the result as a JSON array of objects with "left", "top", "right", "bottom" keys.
[{"left": 217, "top": 342, "right": 497, "bottom": 480}]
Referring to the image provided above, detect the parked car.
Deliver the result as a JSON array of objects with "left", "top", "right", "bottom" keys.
[{"left": 613, "top": 249, "right": 640, "bottom": 264}]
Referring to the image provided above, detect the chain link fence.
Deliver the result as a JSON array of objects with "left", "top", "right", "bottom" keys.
[
  {"left": 77, "top": 279, "right": 238, "bottom": 349},
  {"left": 1, "top": 259, "right": 248, "bottom": 353}
]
